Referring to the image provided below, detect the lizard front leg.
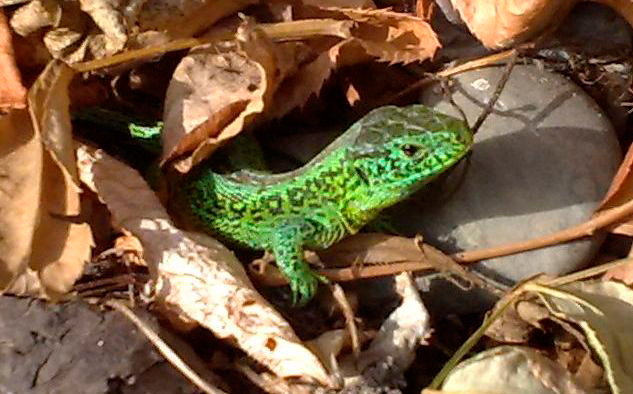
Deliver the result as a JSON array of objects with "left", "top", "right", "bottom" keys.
[{"left": 270, "top": 221, "right": 328, "bottom": 305}]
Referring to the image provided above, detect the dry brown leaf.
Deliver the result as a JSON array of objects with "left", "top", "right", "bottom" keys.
[
  {"left": 28, "top": 60, "right": 79, "bottom": 184},
  {"left": 9, "top": 0, "right": 256, "bottom": 62},
  {"left": 346, "top": 273, "right": 431, "bottom": 377},
  {"left": 162, "top": 23, "right": 278, "bottom": 170},
  {"left": 0, "top": 10, "right": 27, "bottom": 109},
  {"left": 0, "top": 110, "right": 43, "bottom": 292},
  {"left": 415, "top": 0, "right": 436, "bottom": 20},
  {"left": 9, "top": 0, "right": 62, "bottom": 36},
  {"left": 441, "top": 346, "right": 589, "bottom": 393},
  {"left": 449, "top": 0, "right": 577, "bottom": 48},
  {"left": 11, "top": 0, "right": 93, "bottom": 62},
  {"left": 113, "top": 230, "right": 146, "bottom": 267},
  {"left": 269, "top": 38, "right": 364, "bottom": 119},
  {"left": 603, "top": 260, "right": 633, "bottom": 285},
  {"left": 25, "top": 60, "right": 92, "bottom": 296},
  {"left": 79, "top": 0, "right": 128, "bottom": 56},
  {"left": 535, "top": 281, "right": 633, "bottom": 393},
  {"left": 76, "top": 145, "right": 332, "bottom": 386},
  {"left": 485, "top": 293, "right": 546, "bottom": 343},
  {"left": 0, "top": 60, "right": 92, "bottom": 297},
  {"left": 302, "top": 0, "right": 377, "bottom": 7},
  {"left": 329, "top": 7, "right": 440, "bottom": 64},
  {"left": 269, "top": 6, "right": 439, "bottom": 118},
  {"left": 317, "top": 233, "right": 437, "bottom": 268},
  {"left": 135, "top": 0, "right": 258, "bottom": 38},
  {"left": 4, "top": 268, "right": 45, "bottom": 297},
  {"left": 29, "top": 152, "right": 92, "bottom": 296}
]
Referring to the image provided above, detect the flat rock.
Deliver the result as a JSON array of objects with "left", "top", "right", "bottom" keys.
[
  {"left": 394, "top": 64, "right": 620, "bottom": 311},
  {"left": 0, "top": 297, "right": 207, "bottom": 394}
]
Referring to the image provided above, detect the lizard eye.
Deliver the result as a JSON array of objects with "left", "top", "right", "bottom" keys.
[{"left": 402, "top": 144, "right": 419, "bottom": 157}]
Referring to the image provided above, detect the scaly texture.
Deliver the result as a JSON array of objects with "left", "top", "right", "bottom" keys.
[{"left": 179, "top": 105, "right": 472, "bottom": 304}]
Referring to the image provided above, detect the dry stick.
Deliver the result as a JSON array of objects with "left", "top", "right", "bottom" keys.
[
  {"left": 383, "top": 49, "right": 518, "bottom": 105},
  {"left": 105, "top": 300, "right": 225, "bottom": 394},
  {"left": 72, "top": 19, "right": 351, "bottom": 73},
  {"left": 330, "top": 284, "right": 361, "bottom": 356},
  {"left": 544, "top": 256, "right": 633, "bottom": 287},
  {"left": 436, "top": 49, "right": 518, "bottom": 79},
  {"left": 453, "top": 199, "right": 633, "bottom": 263},
  {"left": 470, "top": 51, "right": 518, "bottom": 134},
  {"left": 427, "top": 283, "right": 524, "bottom": 390}
]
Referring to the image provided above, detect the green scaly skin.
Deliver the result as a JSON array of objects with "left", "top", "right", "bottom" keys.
[
  {"left": 74, "top": 105, "right": 472, "bottom": 305},
  {"left": 179, "top": 105, "right": 473, "bottom": 305}
]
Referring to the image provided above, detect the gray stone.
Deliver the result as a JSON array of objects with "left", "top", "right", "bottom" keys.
[
  {"left": 400, "top": 64, "right": 620, "bottom": 295},
  {"left": 0, "top": 297, "right": 207, "bottom": 394}
]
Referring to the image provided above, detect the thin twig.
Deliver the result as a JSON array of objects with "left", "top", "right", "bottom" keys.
[
  {"left": 105, "top": 300, "right": 225, "bottom": 394},
  {"left": 544, "top": 257, "right": 633, "bottom": 287},
  {"left": 453, "top": 198, "right": 633, "bottom": 263},
  {"left": 330, "top": 284, "right": 361, "bottom": 356},
  {"left": 470, "top": 51, "right": 519, "bottom": 134},
  {"left": 72, "top": 20, "right": 352, "bottom": 73},
  {"left": 439, "top": 78, "right": 469, "bottom": 127},
  {"left": 436, "top": 49, "right": 518, "bottom": 79},
  {"left": 413, "top": 235, "right": 505, "bottom": 296},
  {"left": 383, "top": 49, "right": 519, "bottom": 106},
  {"left": 427, "top": 283, "right": 525, "bottom": 389}
]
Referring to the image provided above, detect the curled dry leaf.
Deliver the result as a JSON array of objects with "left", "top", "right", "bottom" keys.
[
  {"left": 9, "top": 0, "right": 62, "bottom": 36},
  {"left": 76, "top": 145, "right": 331, "bottom": 386},
  {"left": 10, "top": 0, "right": 93, "bottom": 62},
  {"left": 78, "top": 0, "right": 128, "bottom": 56},
  {"left": 485, "top": 294, "right": 544, "bottom": 343},
  {"left": 26, "top": 59, "right": 92, "bottom": 296},
  {"left": 306, "top": 329, "right": 352, "bottom": 373},
  {"left": 327, "top": 7, "right": 440, "bottom": 64},
  {"left": 270, "top": 6, "right": 440, "bottom": 118},
  {"left": 9, "top": 0, "right": 256, "bottom": 62},
  {"left": 318, "top": 233, "right": 440, "bottom": 267},
  {"left": 535, "top": 280, "right": 633, "bottom": 394},
  {"left": 0, "top": 60, "right": 91, "bottom": 297},
  {"left": 0, "top": 9, "right": 27, "bottom": 109},
  {"left": 302, "top": 0, "right": 377, "bottom": 7},
  {"left": 28, "top": 60, "right": 79, "bottom": 184},
  {"left": 135, "top": 0, "right": 258, "bottom": 38},
  {"left": 269, "top": 38, "right": 359, "bottom": 120},
  {"left": 449, "top": 0, "right": 577, "bottom": 48},
  {"left": 347, "top": 273, "right": 431, "bottom": 379},
  {"left": 161, "top": 23, "right": 278, "bottom": 170},
  {"left": 0, "top": 110, "right": 43, "bottom": 293},
  {"left": 442, "top": 346, "right": 589, "bottom": 393}
]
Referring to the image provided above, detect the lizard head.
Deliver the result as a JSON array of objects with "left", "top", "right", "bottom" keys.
[{"left": 345, "top": 105, "right": 472, "bottom": 212}]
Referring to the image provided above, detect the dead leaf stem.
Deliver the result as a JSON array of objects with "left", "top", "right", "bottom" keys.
[
  {"left": 453, "top": 198, "right": 633, "bottom": 263},
  {"left": 106, "top": 299, "right": 226, "bottom": 394}
]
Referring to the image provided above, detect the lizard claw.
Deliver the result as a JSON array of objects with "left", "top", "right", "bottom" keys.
[{"left": 289, "top": 269, "right": 328, "bottom": 306}]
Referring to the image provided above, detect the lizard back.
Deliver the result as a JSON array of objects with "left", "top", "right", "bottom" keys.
[{"left": 180, "top": 105, "right": 472, "bottom": 250}]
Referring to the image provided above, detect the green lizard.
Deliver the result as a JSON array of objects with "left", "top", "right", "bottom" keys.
[
  {"left": 177, "top": 105, "right": 472, "bottom": 304},
  {"left": 75, "top": 105, "right": 472, "bottom": 305}
]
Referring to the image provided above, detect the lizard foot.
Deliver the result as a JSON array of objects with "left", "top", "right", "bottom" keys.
[{"left": 288, "top": 268, "right": 328, "bottom": 306}]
